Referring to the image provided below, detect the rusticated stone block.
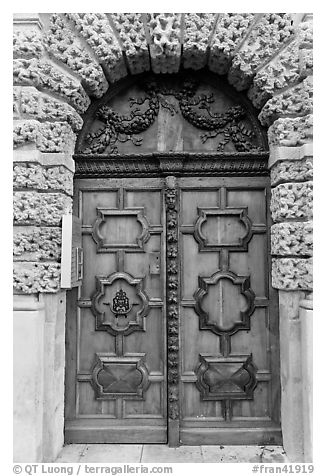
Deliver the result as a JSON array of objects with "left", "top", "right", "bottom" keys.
[
  {"left": 13, "top": 262, "right": 61, "bottom": 293},
  {"left": 259, "top": 77, "right": 313, "bottom": 127},
  {"left": 209, "top": 13, "right": 255, "bottom": 75},
  {"left": 16, "top": 87, "right": 82, "bottom": 131},
  {"left": 13, "top": 58, "right": 90, "bottom": 114},
  {"left": 270, "top": 157, "right": 313, "bottom": 186},
  {"left": 147, "top": 13, "right": 181, "bottom": 74},
  {"left": 40, "top": 94, "right": 82, "bottom": 131},
  {"left": 19, "top": 87, "right": 39, "bottom": 118},
  {"left": 183, "top": 14, "right": 216, "bottom": 70},
  {"left": 44, "top": 14, "right": 108, "bottom": 98},
  {"left": 67, "top": 13, "right": 127, "bottom": 83},
  {"left": 272, "top": 258, "right": 312, "bottom": 290},
  {"left": 38, "top": 122, "right": 76, "bottom": 153},
  {"left": 271, "top": 182, "right": 313, "bottom": 222},
  {"left": 268, "top": 115, "right": 313, "bottom": 147},
  {"left": 228, "top": 13, "right": 295, "bottom": 91},
  {"left": 13, "top": 163, "right": 44, "bottom": 189},
  {"left": 249, "top": 21, "right": 313, "bottom": 108},
  {"left": 13, "top": 120, "right": 76, "bottom": 153},
  {"left": 43, "top": 167, "right": 73, "bottom": 195},
  {"left": 13, "top": 30, "right": 43, "bottom": 59},
  {"left": 13, "top": 226, "right": 62, "bottom": 261},
  {"left": 13, "top": 192, "right": 72, "bottom": 225},
  {"left": 271, "top": 222, "right": 313, "bottom": 256},
  {"left": 111, "top": 13, "right": 150, "bottom": 75},
  {"left": 13, "top": 120, "right": 38, "bottom": 148},
  {"left": 13, "top": 88, "right": 20, "bottom": 119},
  {"left": 13, "top": 164, "right": 73, "bottom": 195}
]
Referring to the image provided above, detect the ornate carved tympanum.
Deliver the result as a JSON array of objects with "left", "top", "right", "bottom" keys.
[{"left": 77, "top": 73, "right": 267, "bottom": 155}]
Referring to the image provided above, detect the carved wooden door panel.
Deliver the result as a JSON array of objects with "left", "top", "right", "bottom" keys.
[
  {"left": 178, "top": 176, "right": 281, "bottom": 445},
  {"left": 65, "top": 177, "right": 167, "bottom": 443},
  {"left": 65, "top": 173, "right": 281, "bottom": 445}
]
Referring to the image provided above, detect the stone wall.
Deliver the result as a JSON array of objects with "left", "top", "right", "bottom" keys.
[
  {"left": 13, "top": 13, "right": 313, "bottom": 463},
  {"left": 13, "top": 12, "right": 313, "bottom": 296},
  {"left": 269, "top": 142, "right": 313, "bottom": 292}
]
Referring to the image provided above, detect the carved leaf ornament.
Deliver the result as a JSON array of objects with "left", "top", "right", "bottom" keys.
[{"left": 82, "top": 77, "right": 263, "bottom": 154}]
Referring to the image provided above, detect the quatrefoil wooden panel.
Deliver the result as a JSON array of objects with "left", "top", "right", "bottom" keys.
[
  {"left": 194, "top": 207, "right": 253, "bottom": 252},
  {"left": 193, "top": 270, "right": 255, "bottom": 337},
  {"left": 196, "top": 354, "right": 257, "bottom": 401},
  {"left": 92, "top": 207, "right": 150, "bottom": 252},
  {"left": 91, "top": 271, "right": 150, "bottom": 336},
  {"left": 91, "top": 353, "right": 150, "bottom": 400}
]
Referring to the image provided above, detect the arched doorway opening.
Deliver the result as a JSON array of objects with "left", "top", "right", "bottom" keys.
[{"left": 65, "top": 71, "right": 281, "bottom": 446}]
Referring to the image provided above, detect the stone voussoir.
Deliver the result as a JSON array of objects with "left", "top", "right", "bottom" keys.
[
  {"left": 272, "top": 257, "right": 312, "bottom": 290},
  {"left": 44, "top": 14, "right": 108, "bottom": 98},
  {"left": 271, "top": 221, "right": 313, "bottom": 257},
  {"left": 13, "top": 191, "right": 72, "bottom": 226},
  {"left": 14, "top": 86, "right": 83, "bottom": 131},
  {"left": 67, "top": 13, "right": 127, "bottom": 83},
  {"left": 146, "top": 13, "right": 182, "bottom": 74},
  {"left": 13, "top": 58, "right": 90, "bottom": 114},
  {"left": 13, "top": 29, "right": 44, "bottom": 59},
  {"left": 183, "top": 13, "right": 216, "bottom": 70},
  {"left": 208, "top": 13, "right": 255, "bottom": 75},
  {"left": 271, "top": 181, "right": 313, "bottom": 222},
  {"left": 110, "top": 13, "right": 150, "bottom": 75},
  {"left": 228, "top": 13, "right": 295, "bottom": 91},
  {"left": 13, "top": 226, "right": 62, "bottom": 261},
  {"left": 259, "top": 76, "right": 313, "bottom": 127},
  {"left": 13, "top": 261, "right": 61, "bottom": 293},
  {"left": 249, "top": 21, "right": 313, "bottom": 108}
]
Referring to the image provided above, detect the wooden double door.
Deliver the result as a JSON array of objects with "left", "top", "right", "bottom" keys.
[{"left": 65, "top": 175, "right": 281, "bottom": 445}]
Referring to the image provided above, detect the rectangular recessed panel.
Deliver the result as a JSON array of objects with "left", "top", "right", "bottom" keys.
[
  {"left": 81, "top": 191, "right": 118, "bottom": 225},
  {"left": 125, "top": 190, "right": 162, "bottom": 226},
  {"left": 181, "top": 189, "right": 219, "bottom": 225},
  {"left": 182, "top": 383, "right": 223, "bottom": 420},
  {"left": 181, "top": 235, "right": 219, "bottom": 299},
  {"left": 227, "top": 189, "right": 266, "bottom": 224},
  {"left": 99, "top": 214, "right": 142, "bottom": 245}
]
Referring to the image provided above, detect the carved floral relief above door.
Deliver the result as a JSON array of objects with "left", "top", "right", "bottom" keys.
[{"left": 76, "top": 72, "right": 267, "bottom": 157}]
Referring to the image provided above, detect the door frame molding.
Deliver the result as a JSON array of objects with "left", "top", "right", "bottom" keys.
[{"left": 73, "top": 151, "right": 269, "bottom": 179}]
